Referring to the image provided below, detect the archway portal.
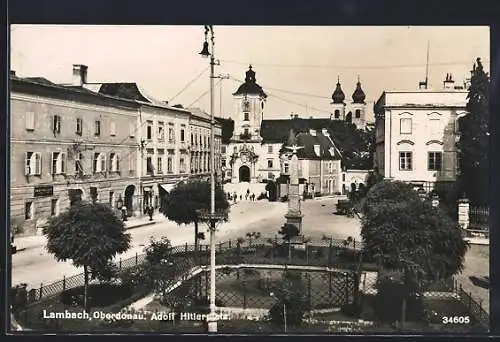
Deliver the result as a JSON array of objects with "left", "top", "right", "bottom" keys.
[
  {"left": 124, "top": 185, "right": 136, "bottom": 216},
  {"left": 239, "top": 165, "right": 250, "bottom": 182}
]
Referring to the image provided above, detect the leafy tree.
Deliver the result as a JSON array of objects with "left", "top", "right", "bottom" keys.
[
  {"left": 265, "top": 180, "right": 278, "bottom": 201},
  {"left": 456, "top": 58, "right": 489, "bottom": 205},
  {"left": 160, "top": 180, "right": 230, "bottom": 261},
  {"left": 360, "top": 180, "right": 468, "bottom": 326},
  {"left": 43, "top": 202, "right": 131, "bottom": 312},
  {"left": 144, "top": 237, "right": 175, "bottom": 299},
  {"left": 279, "top": 223, "right": 300, "bottom": 260},
  {"left": 215, "top": 117, "right": 235, "bottom": 144},
  {"left": 269, "top": 271, "right": 309, "bottom": 327}
]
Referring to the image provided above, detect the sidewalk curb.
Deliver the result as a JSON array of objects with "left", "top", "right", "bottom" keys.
[{"left": 14, "top": 221, "right": 159, "bottom": 254}]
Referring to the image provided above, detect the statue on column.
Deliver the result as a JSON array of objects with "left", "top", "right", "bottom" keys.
[{"left": 284, "top": 129, "right": 304, "bottom": 233}]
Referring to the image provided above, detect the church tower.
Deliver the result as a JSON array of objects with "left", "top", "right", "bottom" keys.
[
  {"left": 232, "top": 65, "right": 267, "bottom": 142},
  {"left": 350, "top": 76, "right": 367, "bottom": 130},
  {"left": 331, "top": 76, "right": 346, "bottom": 121}
]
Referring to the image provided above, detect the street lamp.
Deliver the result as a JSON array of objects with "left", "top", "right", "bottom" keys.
[{"left": 199, "top": 24, "right": 220, "bottom": 333}]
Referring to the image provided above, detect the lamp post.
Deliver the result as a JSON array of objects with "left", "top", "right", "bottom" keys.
[{"left": 199, "top": 24, "right": 219, "bottom": 333}]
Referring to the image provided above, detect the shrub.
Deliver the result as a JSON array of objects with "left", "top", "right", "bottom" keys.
[
  {"left": 269, "top": 271, "right": 309, "bottom": 326},
  {"left": 11, "top": 284, "right": 28, "bottom": 311},
  {"left": 257, "top": 193, "right": 268, "bottom": 200},
  {"left": 281, "top": 195, "right": 289, "bottom": 202},
  {"left": 60, "top": 283, "right": 133, "bottom": 308}
]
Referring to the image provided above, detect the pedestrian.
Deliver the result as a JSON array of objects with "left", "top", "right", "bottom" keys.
[
  {"left": 252, "top": 193, "right": 255, "bottom": 201},
  {"left": 121, "top": 206, "right": 128, "bottom": 222},
  {"left": 245, "top": 193, "right": 249, "bottom": 201},
  {"left": 240, "top": 194, "right": 243, "bottom": 201},
  {"left": 147, "top": 205, "right": 154, "bottom": 221}
]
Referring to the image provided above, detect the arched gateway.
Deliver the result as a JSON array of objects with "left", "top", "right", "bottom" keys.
[{"left": 239, "top": 165, "right": 250, "bottom": 182}]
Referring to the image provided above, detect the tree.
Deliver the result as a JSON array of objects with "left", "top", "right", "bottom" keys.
[
  {"left": 457, "top": 58, "right": 489, "bottom": 205},
  {"left": 269, "top": 271, "right": 309, "bottom": 327},
  {"left": 43, "top": 202, "right": 131, "bottom": 312},
  {"left": 360, "top": 180, "right": 468, "bottom": 326},
  {"left": 160, "top": 180, "right": 230, "bottom": 261},
  {"left": 278, "top": 223, "right": 300, "bottom": 260},
  {"left": 215, "top": 117, "right": 235, "bottom": 144}
]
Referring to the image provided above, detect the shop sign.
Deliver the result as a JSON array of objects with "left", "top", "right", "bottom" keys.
[{"left": 34, "top": 185, "right": 54, "bottom": 198}]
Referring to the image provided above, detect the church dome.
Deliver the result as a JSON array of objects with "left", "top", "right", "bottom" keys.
[
  {"left": 233, "top": 65, "right": 267, "bottom": 98},
  {"left": 331, "top": 77, "right": 345, "bottom": 104},
  {"left": 352, "top": 77, "right": 366, "bottom": 103}
]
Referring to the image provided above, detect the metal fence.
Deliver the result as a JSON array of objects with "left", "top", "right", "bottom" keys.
[
  {"left": 16, "top": 236, "right": 363, "bottom": 305},
  {"left": 469, "top": 206, "right": 489, "bottom": 230},
  {"left": 163, "top": 267, "right": 357, "bottom": 311}
]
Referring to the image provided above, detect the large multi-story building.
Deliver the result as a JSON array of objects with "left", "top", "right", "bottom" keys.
[
  {"left": 94, "top": 81, "right": 193, "bottom": 215},
  {"left": 10, "top": 64, "right": 224, "bottom": 236},
  {"left": 221, "top": 66, "right": 373, "bottom": 185},
  {"left": 373, "top": 74, "right": 468, "bottom": 190},
  {"left": 278, "top": 128, "right": 343, "bottom": 197},
  {"left": 10, "top": 71, "right": 139, "bottom": 235}
]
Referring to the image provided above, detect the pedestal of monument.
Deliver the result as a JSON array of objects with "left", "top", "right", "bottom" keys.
[{"left": 285, "top": 211, "right": 303, "bottom": 233}]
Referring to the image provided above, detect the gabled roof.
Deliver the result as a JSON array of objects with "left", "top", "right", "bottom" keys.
[
  {"left": 23, "top": 77, "right": 56, "bottom": 86},
  {"left": 260, "top": 118, "right": 332, "bottom": 144},
  {"left": 280, "top": 130, "right": 342, "bottom": 160}
]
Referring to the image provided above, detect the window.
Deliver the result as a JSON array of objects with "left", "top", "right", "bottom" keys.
[
  {"left": 146, "top": 156, "right": 154, "bottom": 174},
  {"left": 26, "top": 112, "right": 35, "bottom": 131},
  {"left": 74, "top": 152, "right": 84, "bottom": 174},
  {"left": 93, "top": 153, "right": 106, "bottom": 173},
  {"left": 129, "top": 155, "right": 135, "bottom": 173},
  {"left": 355, "top": 109, "right": 361, "bottom": 118},
  {"left": 146, "top": 121, "right": 153, "bottom": 140},
  {"left": 268, "top": 145, "right": 273, "bottom": 153},
  {"left": 94, "top": 120, "right": 101, "bottom": 136},
  {"left": 180, "top": 158, "right": 186, "bottom": 173},
  {"left": 329, "top": 162, "right": 333, "bottom": 173},
  {"left": 244, "top": 112, "right": 249, "bottom": 121},
  {"left": 429, "top": 119, "right": 440, "bottom": 136},
  {"left": 110, "top": 121, "right": 116, "bottom": 136},
  {"left": 233, "top": 146, "right": 237, "bottom": 153},
  {"left": 51, "top": 199, "right": 59, "bottom": 216},
  {"left": 284, "top": 163, "right": 289, "bottom": 174},
  {"left": 169, "top": 127, "right": 174, "bottom": 142},
  {"left": 180, "top": 129, "right": 185, "bottom": 142},
  {"left": 158, "top": 123, "right": 164, "bottom": 142},
  {"left": 76, "top": 118, "right": 83, "bottom": 135},
  {"left": 25, "top": 152, "right": 42, "bottom": 176},
  {"left": 221, "top": 146, "right": 226, "bottom": 154},
  {"left": 268, "top": 172, "right": 274, "bottom": 179},
  {"left": 157, "top": 156, "right": 163, "bottom": 174},
  {"left": 51, "top": 152, "right": 66, "bottom": 175},
  {"left": 244, "top": 128, "right": 249, "bottom": 135},
  {"left": 334, "top": 110, "right": 340, "bottom": 119},
  {"left": 400, "top": 118, "right": 412, "bottom": 134},
  {"left": 167, "top": 157, "right": 173, "bottom": 173},
  {"left": 428, "top": 152, "right": 443, "bottom": 171},
  {"left": 267, "top": 159, "right": 273, "bottom": 168},
  {"left": 129, "top": 123, "right": 135, "bottom": 137},
  {"left": 399, "top": 152, "right": 413, "bottom": 171},
  {"left": 25, "top": 201, "right": 33, "bottom": 220},
  {"left": 208, "top": 138, "right": 210, "bottom": 147},
  {"left": 110, "top": 153, "right": 120, "bottom": 172},
  {"left": 52, "top": 115, "right": 61, "bottom": 135},
  {"left": 90, "top": 187, "right": 98, "bottom": 203},
  {"left": 342, "top": 174, "right": 346, "bottom": 181},
  {"left": 191, "top": 133, "right": 194, "bottom": 144}
]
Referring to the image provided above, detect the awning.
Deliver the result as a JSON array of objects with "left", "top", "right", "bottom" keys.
[{"left": 159, "top": 183, "right": 176, "bottom": 193}]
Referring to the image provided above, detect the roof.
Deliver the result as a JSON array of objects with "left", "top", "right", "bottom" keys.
[
  {"left": 232, "top": 65, "right": 267, "bottom": 98},
  {"left": 260, "top": 118, "right": 332, "bottom": 144},
  {"left": 10, "top": 75, "right": 139, "bottom": 109},
  {"left": 94, "top": 82, "right": 191, "bottom": 113},
  {"left": 282, "top": 131, "right": 342, "bottom": 160},
  {"left": 186, "top": 107, "right": 210, "bottom": 121}
]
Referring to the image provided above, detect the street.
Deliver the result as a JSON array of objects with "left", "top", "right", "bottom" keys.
[{"left": 12, "top": 197, "right": 360, "bottom": 289}]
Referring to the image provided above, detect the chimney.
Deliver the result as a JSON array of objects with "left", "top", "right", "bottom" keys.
[
  {"left": 309, "top": 129, "right": 317, "bottom": 136},
  {"left": 321, "top": 128, "right": 329, "bottom": 137},
  {"left": 72, "top": 64, "right": 88, "bottom": 86},
  {"left": 443, "top": 73, "right": 455, "bottom": 90},
  {"left": 10, "top": 70, "right": 16, "bottom": 77}
]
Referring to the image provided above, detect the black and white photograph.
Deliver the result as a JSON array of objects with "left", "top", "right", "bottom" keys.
[{"left": 9, "top": 25, "right": 490, "bottom": 333}]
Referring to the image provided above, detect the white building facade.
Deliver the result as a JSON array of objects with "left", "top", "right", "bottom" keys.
[{"left": 373, "top": 75, "right": 468, "bottom": 189}]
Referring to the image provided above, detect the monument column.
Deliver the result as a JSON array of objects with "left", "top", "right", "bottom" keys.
[{"left": 284, "top": 143, "right": 304, "bottom": 233}]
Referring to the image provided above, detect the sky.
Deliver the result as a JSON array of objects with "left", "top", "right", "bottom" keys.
[{"left": 10, "top": 25, "right": 489, "bottom": 121}]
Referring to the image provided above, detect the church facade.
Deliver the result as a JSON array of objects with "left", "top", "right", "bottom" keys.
[{"left": 221, "top": 66, "right": 369, "bottom": 185}]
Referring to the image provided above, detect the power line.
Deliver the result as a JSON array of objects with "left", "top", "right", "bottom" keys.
[
  {"left": 188, "top": 79, "right": 223, "bottom": 107},
  {"left": 221, "top": 59, "right": 489, "bottom": 70},
  {"left": 168, "top": 67, "right": 209, "bottom": 103}
]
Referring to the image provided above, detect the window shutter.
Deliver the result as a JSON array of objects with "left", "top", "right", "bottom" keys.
[
  {"left": 36, "top": 153, "right": 41, "bottom": 175},
  {"left": 116, "top": 155, "right": 120, "bottom": 171},
  {"left": 61, "top": 153, "right": 66, "bottom": 173},
  {"left": 25, "top": 152, "right": 31, "bottom": 175},
  {"left": 26, "top": 112, "right": 35, "bottom": 130},
  {"left": 101, "top": 155, "right": 106, "bottom": 172},
  {"left": 93, "top": 153, "right": 99, "bottom": 172}
]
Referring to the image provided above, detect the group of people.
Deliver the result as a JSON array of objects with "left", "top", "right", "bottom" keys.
[{"left": 227, "top": 189, "right": 257, "bottom": 203}]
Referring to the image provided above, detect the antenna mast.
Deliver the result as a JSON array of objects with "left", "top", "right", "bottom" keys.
[{"left": 425, "top": 40, "right": 430, "bottom": 88}]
